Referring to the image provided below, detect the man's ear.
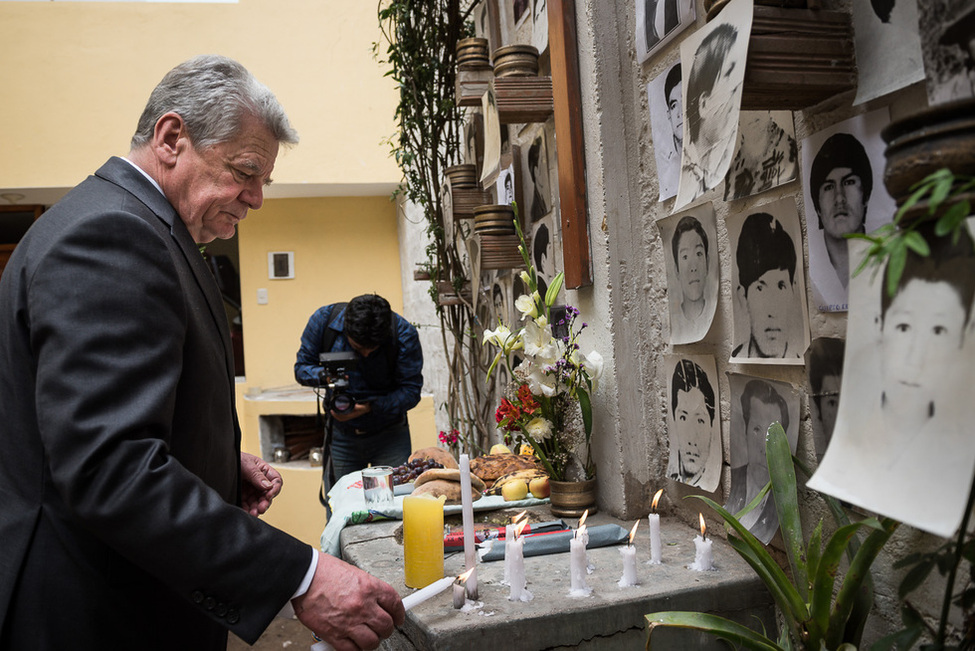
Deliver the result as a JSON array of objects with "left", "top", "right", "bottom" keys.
[
  {"left": 736, "top": 284, "right": 746, "bottom": 303},
  {"left": 151, "top": 112, "right": 187, "bottom": 166}
]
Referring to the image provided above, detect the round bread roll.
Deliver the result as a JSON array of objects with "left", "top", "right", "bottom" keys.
[
  {"left": 414, "top": 467, "right": 486, "bottom": 493},
  {"left": 408, "top": 446, "right": 459, "bottom": 469},
  {"left": 411, "top": 479, "right": 482, "bottom": 504}
]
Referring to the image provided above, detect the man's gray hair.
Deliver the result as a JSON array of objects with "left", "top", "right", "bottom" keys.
[{"left": 130, "top": 55, "right": 298, "bottom": 150}]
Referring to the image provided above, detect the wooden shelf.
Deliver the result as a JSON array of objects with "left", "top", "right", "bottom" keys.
[{"left": 492, "top": 77, "right": 554, "bottom": 124}]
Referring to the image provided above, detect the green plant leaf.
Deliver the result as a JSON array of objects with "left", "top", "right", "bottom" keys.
[
  {"left": 806, "top": 519, "right": 824, "bottom": 588},
  {"left": 827, "top": 518, "right": 900, "bottom": 650},
  {"left": 902, "top": 230, "right": 931, "bottom": 257},
  {"left": 645, "top": 612, "right": 784, "bottom": 651},
  {"left": 934, "top": 200, "right": 971, "bottom": 237},
  {"left": 807, "top": 520, "right": 874, "bottom": 643},
  {"left": 885, "top": 241, "right": 908, "bottom": 298},
  {"left": 726, "top": 534, "right": 802, "bottom": 643},
  {"left": 689, "top": 495, "right": 809, "bottom": 622},
  {"left": 577, "top": 386, "right": 593, "bottom": 438},
  {"left": 766, "top": 422, "right": 807, "bottom": 601}
]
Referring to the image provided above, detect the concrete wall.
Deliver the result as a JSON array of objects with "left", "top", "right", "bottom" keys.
[{"left": 563, "top": 0, "right": 961, "bottom": 644}]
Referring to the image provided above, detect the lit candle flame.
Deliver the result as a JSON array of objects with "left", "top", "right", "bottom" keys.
[
  {"left": 651, "top": 488, "right": 663, "bottom": 512},
  {"left": 457, "top": 567, "right": 475, "bottom": 583},
  {"left": 513, "top": 510, "right": 528, "bottom": 524},
  {"left": 514, "top": 518, "right": 529, "bottom": 539},
  {"left": 628, "top": 520, "right": 639, "bottom": 546},
  {"left": 699, "top": 513, "right": 707, "bottom": 540},
  {"left": 575, "top": 523, "right": 587, "bottom": 540},
  {"left": 578, "top": 509, "right": 589, "bottom": 529}
]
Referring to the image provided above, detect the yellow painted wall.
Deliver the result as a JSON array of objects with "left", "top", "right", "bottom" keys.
[
  {"left": 236, "top": 196, "right": 404, "bottom": 390},
  {"left": 0, "top": 0, "right": 399, "bottom": 190}
]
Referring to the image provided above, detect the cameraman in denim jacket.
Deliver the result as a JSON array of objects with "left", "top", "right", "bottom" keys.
[{"left": 295, "top": 294, "right": 423, "bottom": 481}]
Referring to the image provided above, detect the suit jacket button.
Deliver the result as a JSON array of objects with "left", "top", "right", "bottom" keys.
[
  {"left": 216, "top": 603, "right": 228, "bottom": 617},
  {"left": 204, "top": 597, "right": 216, "bottom": 611},
  {"left": 191, "top": 591, "right": 204, "bottom": 604},
  {"left": 227, "top": 609, "right": 240, "bottom": 624}
]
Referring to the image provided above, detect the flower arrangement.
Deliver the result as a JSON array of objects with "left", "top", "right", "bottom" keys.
[
  {"left": 437, "top": 428, "right": 461, "bottom": 457},
  {"left": 482, "top": 219, "right": 603, "bottom": 482}
]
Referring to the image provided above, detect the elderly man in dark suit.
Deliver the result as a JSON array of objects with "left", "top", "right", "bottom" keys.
[{"left": 0, "top": 55, "right": 403, "bottom": 651}]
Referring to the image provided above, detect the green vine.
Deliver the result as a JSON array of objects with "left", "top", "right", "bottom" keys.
[
  {"left": 849, "top": 168, "right": 975, "bottom": 296},
  {"left": 375, "top": 0, "right": 494, "bottom": 453}
]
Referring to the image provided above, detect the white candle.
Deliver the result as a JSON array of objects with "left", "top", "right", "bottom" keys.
[
  {"left": 401, "top": 576, "right": 455, "bottom": 610},
  {"left": 507, "top": 520, "right": 533, "bottom": 601},
  {"left": 568, "top": 527, "right": 591, "bottom": 596},
  {"left": 502, "top": 510, "right": 526, "bottom": 586},
  {"left": 458, "top": 454, "right": 478, "bottom": 599},
  {"left": 648, "top": 513, "right": 662, "bottom": 565},
  {"left": 452, "top": 581, "right": 466, "bottom": 609},
  {"left": 618, "top": 546, "right": 638, "bottom": 587},
  {"left": 618, "top": 521, "right": 640, "bottom": 587},
  {"left": 648, "top": 488, "right": 663, "bottom": 565},
  {"left": 690, "top": 514, "right": 714, "bottom": 571}
]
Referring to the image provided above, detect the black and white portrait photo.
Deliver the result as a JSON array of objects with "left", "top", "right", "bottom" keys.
[
  {"left": 666, "top": 355, "right": 722, "bottom": 492},
  {"left": 722, "top": 110, "right": 798, "bottom": 201},
  {"left": 648, "top": 62, "right": 683, "bottom": 201},
  {"left": 524, "top": 126, "right": 552, "bottom": 222},
  {"left": 480, "top": 88, "right": 502, "bottom": 186},
  {"left": 675, "top": 0, "right": 753, "bottom": 210},
  {"left": 657, "top": 203, "right": 720, "bottom": 344},
  {"left": 921, "top": 1, "right": 975, "bottom": 104},
  {"left": 801, "top": 108, "right": 896, "bottom": 312},
  {"left": 496, "top": 164, "right": 516, "bottom": 206},
  {"left": 808, "top": 225, "right": 975, "bottom": 538},
  {"left": 853, "top": 0, "right": 925, "bottom": 105},
  {"left": 636, "top": 0, "right": 695, "bottom": 63},
  {"left": 729, "top": 197, "right": 810, "bottom": 364},
  {"left": 531, "top": 216, "right": 555, "bottom": 300},
  {"left": 532, "top": 0, "right": 549, "bottom": 54},
  {"left": 726, "top": 374, "right": 799, "bottom": 544},
  {"left": 805, "top": 337, "right": 845, "bottom": 462}
]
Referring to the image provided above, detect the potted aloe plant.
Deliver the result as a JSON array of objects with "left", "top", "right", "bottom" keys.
[{"left": 645, "top": 422, "right": 899, "bottom": 650}]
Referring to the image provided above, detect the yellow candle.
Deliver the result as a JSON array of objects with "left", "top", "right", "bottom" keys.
[{"left": 403, "top": 494, "right": 446, "bottom": 588}]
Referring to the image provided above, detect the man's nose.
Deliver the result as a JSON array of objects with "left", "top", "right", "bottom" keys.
[{"left": 240, "top": 180, "right": 264, "bottom": 210}]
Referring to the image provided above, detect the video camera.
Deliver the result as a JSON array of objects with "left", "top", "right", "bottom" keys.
[{"left": 318, "top": 351, "right": 358, "bottom": 414}]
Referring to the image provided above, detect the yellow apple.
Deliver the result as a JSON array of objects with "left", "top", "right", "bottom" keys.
[
  {"left": 501, "top": 479, "right": 529, "bottom": 501},
  {"left": 490, "top": 443, "right": 512, "bottom": 455},
  {"left": 529, "top": 476, "right": 550, "bottom": 499}
]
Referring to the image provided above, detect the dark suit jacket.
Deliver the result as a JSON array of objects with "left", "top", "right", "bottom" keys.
[{"left": 0, "top": 158, "right": 310, "bottom": 649}]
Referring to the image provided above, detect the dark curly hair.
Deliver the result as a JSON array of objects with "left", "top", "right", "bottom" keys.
[{"left": 344, "top": 294, "right": 393, "bottom": 348}]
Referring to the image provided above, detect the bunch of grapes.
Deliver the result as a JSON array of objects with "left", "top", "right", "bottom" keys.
[{"left": 392, "top": 458, "right": 443, "bottom": 485}]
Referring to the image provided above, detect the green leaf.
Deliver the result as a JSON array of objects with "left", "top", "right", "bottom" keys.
[
  {"left": 577, "top": 386, "right": 593, "bottom": 437},
  {"left": 902, "top": 230, "right": 930, "bottom": 257},
  {"left": 808, "top": 520, "right": 872, "bottom": 643},
  {"left": 827, "top": 518, "right": 900, "bottom": 650},
  {"left": 934, "top": 200, "right": 971, "bottom": 237},
  {"left": 735, "top": 481, "right": 771, "bottom": 521},
  {"left": 689, "top": 495, "right": 809, "bottom": 622},
  {"left": 806, "top": 519, "right": 823, "bottom": 588},
  {"left": 645, "top": 612, "right": 784, "bottom": 651},
  {"left": 886, "top": 242, "right": 907, "bottom": 298},
  {"left": 766, "top": 422, "right": 807, "bottom": 601}
]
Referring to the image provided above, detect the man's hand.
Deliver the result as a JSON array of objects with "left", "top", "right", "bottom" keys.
[
  {"left": 240, "top": 452, "right": 284, "bottom": 516},
  {"left": 293, "top": 552, "right": 405, "bottom": 651},
  {"left": 330, "top": 402, "right": 372, "bottom": 423}
]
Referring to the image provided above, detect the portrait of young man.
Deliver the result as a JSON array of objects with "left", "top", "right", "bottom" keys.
[
  {"left": 805, "top": 337, "right": 845, "bottom": 462},
  {"left": 852, "top": 0, "right": 925, "bottom": 105},
  {"left": 729, "top": 196, "right": 810, "bottom": 364},
  {"left": 666, "top": 354, "right": 722, "bottom": 492},
  {"left": 675, "top": 0, "right": 752, "bottom": 210},
  {"left": 525, "top": 126, "right": 552, "bottom": 222},
  {"left": 801, "top": 108, "right": 895, "bottom": 312},
  {"left": 726, "top": 374, "right": 799, "bottom": 544},
  {"left": 658, "top": 202, "right": 719, "bottom": 344},
  {"left": 809, "top": 225, "right": 975, "bottom": 538},
  {"left": 648, "top": 61, "right": 683, "bottom": 201}
]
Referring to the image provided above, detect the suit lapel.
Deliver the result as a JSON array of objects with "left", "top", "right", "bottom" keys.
[{"left": 95, "top": 158, "right": 236, "bottom": 383}]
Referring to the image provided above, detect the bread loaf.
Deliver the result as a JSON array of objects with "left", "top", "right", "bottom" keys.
[{"left": 408, "top": 446, "right": 459, "bottom": 469}]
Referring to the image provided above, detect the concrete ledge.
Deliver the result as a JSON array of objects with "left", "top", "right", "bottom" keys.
[{"left": 339, "top": 507, "right": 776, "bottom": 650}]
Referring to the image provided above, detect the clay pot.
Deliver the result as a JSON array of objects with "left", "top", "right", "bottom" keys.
[
  {"left": 882, "top": 98, "right": 975, "bottom": 204},
  {"left": 549, "top": 478, "right": 598, "bottom": 518}
]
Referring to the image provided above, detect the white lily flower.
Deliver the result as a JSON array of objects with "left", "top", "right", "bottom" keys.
[
  {"left": 525, "top": 363, "right": 558, "bottom": 397},
  {"left": 582, "top": 350, "right": 604, "bottom": 380},
  {"left": 520, "top": 271, "right": 531, "bottom": 286},
  {"left": 522, "top": 319, "right": 554, "bottom": 358},
  {"left": 515, "top": 294, "right": 538, "bottom": 319},
  {"left": 524, "top": 417, "right": 553, "bottom": 440}
]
